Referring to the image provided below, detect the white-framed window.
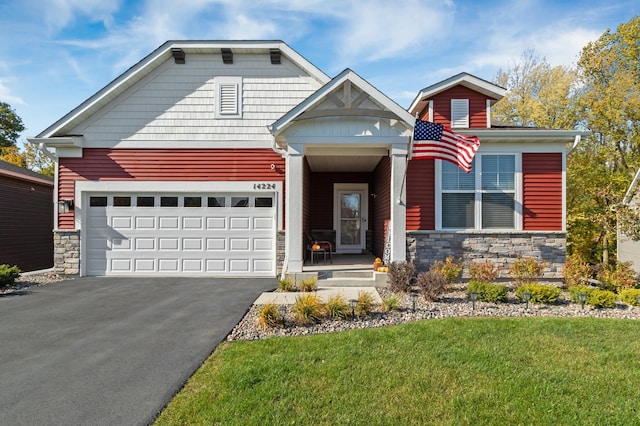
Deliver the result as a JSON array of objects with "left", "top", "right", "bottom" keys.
[
  {"left": 451, "top": 99, "right": 469, "bottom": 128},
  {"left": 438, "top": 154, "right": 520, "bottom": 230},
  {"left": 215, "top": 76, "right": 242, "bottom": 118}
]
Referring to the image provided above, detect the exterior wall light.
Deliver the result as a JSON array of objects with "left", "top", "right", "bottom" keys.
[{"left": 58, "top": 199, "right": 73, "bottom": 214}]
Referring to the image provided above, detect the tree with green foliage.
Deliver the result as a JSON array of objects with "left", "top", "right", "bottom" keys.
[
  {"left": 569, "top": 16, "right": 640, "bottom": 264},
  {"left": 492, "top": 49, "right": 581, "bottom": 130},
  {"left": 0, "top": 101, "right": 24, "bottom": 148}
]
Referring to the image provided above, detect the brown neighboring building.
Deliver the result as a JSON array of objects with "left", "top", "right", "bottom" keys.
[{"left": 0, "top": 160, "right": 54, "bottom": 271}]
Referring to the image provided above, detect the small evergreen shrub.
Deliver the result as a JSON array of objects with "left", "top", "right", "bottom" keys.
[
  {"left": 278, "top": 276, "right": 297, "bottom": 292},
  {"left": 587, "top": 289, "right": 617, "bottom": 308},
  {"left": 0, "top": 264, "right": 21, "bottom": 287},
  {"left": 429, "top": 256, "right": 463, "bottom": 284},
  {"left": 324, "top": 294, "right": 351, "bottom": 319},
  {"left": 562, "top": 254, "right": 593, "bottom": 288},
  {"left": 416, "top": 271, "right": 447, "bottom": 301},
  {"left": 568, "top": 285, "right": 597, "bottom": 303},
  {"left": 597, "top": 262, "right": 637, "bottom": 293},
  {"left": 381, "top": 295, "right": 400, "bottom": 312},
  {"left": 620, "top": 288, "right": 640, "bottom": 306},
  {"left": 257, "top": 303, "right": 282, "bottom": 330},
  {"left": 509, "top": 257, "right": 546, "bottom": 285},
  {"left": 387, "top": 261, "right": 416, "bottom": 293},
  {"left": 292, "top": 294, "right": 323, "bottom": 325},
  {"left": 466, "top": 280, "right": 508, "bottom": 303},
  {"left": 356, "top": 291, "right": 375, "bottom": 316},
  {"left": 299, "top": 277, "right": 318, "bottom": 292},
  {"left": 468, "top": 261, "right": 499, "bottom": 283},
  {"left": 515, "top": 283, "right": 561, "bottom": 304}
]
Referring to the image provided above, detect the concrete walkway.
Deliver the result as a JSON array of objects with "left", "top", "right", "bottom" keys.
[
  {"left": 0, "top": 277, "right": 275, "bottom": 426},
  {"left": 254, "top": 287, "right": 382, "bottom": 305}
]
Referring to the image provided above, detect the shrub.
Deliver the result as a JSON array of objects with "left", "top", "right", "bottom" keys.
[
  {"left": 620, "top": 288, "right": 640, "bottom": 306},
  {"left": 324, "top": 294, "right": 351, "bottom": 319},
  {"left": 597, "top": 262, "right": 636, "bottom": 293},
  {"left": 257, "top": 303, "right": 282, "bottom": 330},
  {"left": 299, "top": 277, "right": 318, "bottom": 292},
  {"left": 515, "top": 283, "right": 561, "bottom": 304},
  {"left": 387, "top": 261, "right": 416, "bottom": 293},
  {"left": 381, "top": 295, "right": 400, "bottom": 312},
  {"left": 509, "top": 257, "right": 546, "bottom": 285},
  {"left": 292, "top": 294, "right": 323, "bottom": 325},
  {"left": 468, "top": 261, "right": 499, "bottom": 283},
  {"left": 429, "top": 256, "right": 463, "bottom": 284},
  {"left": 416, "top": 271, "right": 447, "bottom": 301},
  {"left": 587, "top": 289, "right": 617, "bottom": 309},
  {"left": 568, "top": 285, "right": 597, "bottom": 303},
  {"left": 355, "top": 291, "right": 375, "bottom": 317},
  {"left": 466, "top": 280, "right": 508, "bottom": 303},
  {"left": 0, "top": 264, "right": 21, "bottom": 287},
  {"left": 562, "top": 254, "right": 593, "bottom": 287},
  {"left": 278, "top": 276, "right": 297, "bottom": 292}
]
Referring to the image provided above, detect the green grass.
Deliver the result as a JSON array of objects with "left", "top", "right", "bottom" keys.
[{"left": 156, "top": 318, "right": 640, "bottom": 425}]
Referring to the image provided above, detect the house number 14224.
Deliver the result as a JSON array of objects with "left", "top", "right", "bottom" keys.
[{"left": 253, "top": 183, "right": 276, "bottom": 190}]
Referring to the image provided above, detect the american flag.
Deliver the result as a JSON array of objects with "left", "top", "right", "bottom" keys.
[{"left": 411, "top": 119, "right": 480, "bottom": 173}]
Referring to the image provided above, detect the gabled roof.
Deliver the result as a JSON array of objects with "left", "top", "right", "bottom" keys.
[
  {"left": 34, "top": 40, "right": 331, "bottom": 139},
  {"left": 0, "top": 159, "right": 53, "bottom": 186},
  {"left": 270, "top": 68, "right": 415, "bottom": 136},
  {"left": 408, "top": 72, "right": 507, "bottom": 116}
]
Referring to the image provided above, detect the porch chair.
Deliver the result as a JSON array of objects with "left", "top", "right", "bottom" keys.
[{"left": 304, "top": 232, "right": 333, "bottom": 264}]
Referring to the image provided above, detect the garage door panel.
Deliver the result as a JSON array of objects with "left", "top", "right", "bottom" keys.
[
  {"left": 111, "top": 216, "right": 132, "bottom": 230},
  {"left": 182, "top": 217, "right": 203, "bottom": 229},
  {"left": 135, "top": 238, "right": 155, "bottom": 250},
  {"left": 206, "top": 238, "right": 226, "bottom": 251},
  {"left": 159, "top": 238, "right": 179, "bottom": 251},
  {"left": 159, "top": 217, "right": 179, "bottom": 229},
  {"left": 111, "top": 238, "right": 131, "bottom": 250},
  {"left": 135, "top": 217, "right": 156, "bottom": 229},
  {"left": 182, "top": 238, "right": 203, "bottom": 250},
  {"left": 85, "top": 192, "right": 275, "bottom": 276}
]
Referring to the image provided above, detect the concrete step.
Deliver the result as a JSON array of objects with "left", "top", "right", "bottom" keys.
[{"left": 317, "top": 271, "right": 388, "bottom": 287}]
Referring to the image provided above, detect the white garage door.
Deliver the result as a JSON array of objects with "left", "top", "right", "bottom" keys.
[{"left": 84, "top": 193, "right": 276, "bottom": 276}]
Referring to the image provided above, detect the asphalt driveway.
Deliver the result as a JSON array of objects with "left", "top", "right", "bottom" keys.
[{"left": 0, "top": 276, "right": 275, "bottom": 425}]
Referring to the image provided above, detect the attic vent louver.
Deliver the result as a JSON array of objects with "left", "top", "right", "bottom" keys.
[
  {"left": 171, "top": 48, "right": 185, "bottom": 64},
  {"left": 270, "top": 48, "right": 281, "bottom": 64},
  {"left": 221, "top": 48, "right": 233, "bottom": 64}
]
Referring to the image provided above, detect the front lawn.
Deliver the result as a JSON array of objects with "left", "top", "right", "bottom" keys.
[{"left": 156, "top": 318, "right": 640, "bottom": 425}]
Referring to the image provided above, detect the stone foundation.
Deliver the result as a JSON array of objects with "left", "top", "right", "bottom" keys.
[
  {"left": 407, "top": 231, "right": 566, "bottom": 280},
  {"left": 53, "top": 230, "right": 80, "bottom": 275},
  {"left": 276, "top": 230, "right": 285, "bottom": 275}
]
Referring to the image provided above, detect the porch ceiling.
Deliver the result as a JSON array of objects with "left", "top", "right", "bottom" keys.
[{"left": 306, "top": 154, "right": 383, "bottom": 172}]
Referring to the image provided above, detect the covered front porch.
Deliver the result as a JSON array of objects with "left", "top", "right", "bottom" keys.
[{"left": 269, "top": 69, "right": 415, "bottom": 275}]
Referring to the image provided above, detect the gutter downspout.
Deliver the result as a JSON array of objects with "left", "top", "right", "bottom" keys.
[
  {"left": 567, "top": 135, "right": 581, "bottom": 155},
  {"left": 268, "top": 126, "right": 289, "bottom": 279}
]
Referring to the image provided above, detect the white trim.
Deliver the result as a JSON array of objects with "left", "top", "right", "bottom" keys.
[
  {"left": 486, "top": 99, "right": 492, "bottom": 128},
  {"left": 428, "top": 100, "right": 434, "bottom": 122},
  {"left": 436, "top": 153, "right": 522, "bottom": 231}
]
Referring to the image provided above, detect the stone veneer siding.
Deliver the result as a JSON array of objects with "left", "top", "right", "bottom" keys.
[
  {"left": 53, "top": 230, "right": 80, "bottom": 275},
  {"left": 276, "top": 230, "right": 285, "bottom": 275},
  {"left": 407, "top": 231, "right": 566, "bottom": 280}
]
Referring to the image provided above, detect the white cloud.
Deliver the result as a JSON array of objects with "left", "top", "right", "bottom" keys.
[
  {"left": 0, "top": 79, "right": 27, "bottom": 106},
  {"left": 38, "top": 0, "right": 122, "bottom": 34}
]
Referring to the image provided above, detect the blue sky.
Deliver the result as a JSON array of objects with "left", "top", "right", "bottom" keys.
[{"left": 0, "top": 0, "right": 637, "bottom": 140}]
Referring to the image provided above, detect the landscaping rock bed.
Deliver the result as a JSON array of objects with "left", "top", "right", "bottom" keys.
[
  {"left": 1, "top": 271, "right": 69, "bottom": 295},
  {"left": 227, "top": 283, "right": 640, "bottom": 341}
]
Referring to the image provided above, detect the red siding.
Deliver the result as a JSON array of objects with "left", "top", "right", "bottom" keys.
[
  {"left": 372, "top": 157, "right": 391, "bottom": 257},
  {"left": 406, "top": 159, "right": 435, "bottom": 230},
  {"left": 522, "top": 153, "right": 563, "bottom": 230},
  {"left": 58, "top": 148, "right": 286, "bottom": 229},
  {"left": 420, "top": 86, "right": 489, "bottom": 129},
  {"left": 0, "top": 176, "right": 53, "bottom": 271}
]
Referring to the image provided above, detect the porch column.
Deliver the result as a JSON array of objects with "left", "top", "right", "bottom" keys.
[
  {"left": 390, "top": 144, "right": 408, "bottom": 263},
  {"left": 285, "top": 144, "right": 304, "bottom": 273}
]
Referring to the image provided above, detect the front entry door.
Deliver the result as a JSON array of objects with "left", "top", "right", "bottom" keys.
[{"left": 334, "top": 184, "right": 368, "bottom": 253}]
